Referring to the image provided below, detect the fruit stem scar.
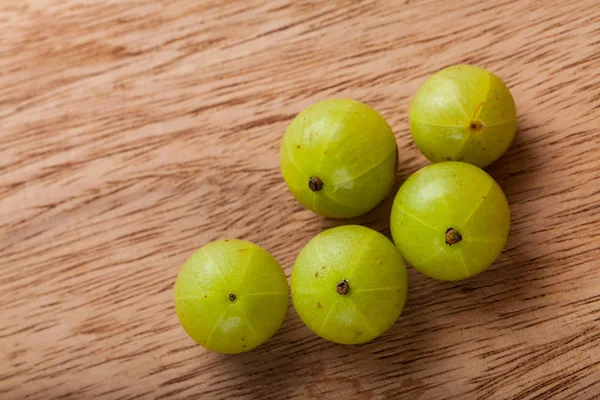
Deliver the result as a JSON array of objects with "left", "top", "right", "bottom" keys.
[
  {"left": 336, "top": 279, "right": 349, "bottom": 295},
  {"left": 308, "top": 177, "right": 323, "bottom": 192},
  {"left": 445, "top": 228, "right": 462, "bottom": 245},
  {"left": 228, "top": 294, "right": 237, "bottom": 301},
  {"left": 469, "top": 120, "right": 484, "bottom": 133}
]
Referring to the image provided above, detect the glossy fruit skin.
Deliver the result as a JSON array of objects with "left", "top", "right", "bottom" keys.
[
  {"left": 291, "top": 225, "right": 408, "bottom": 344},
  {"left": 280, "top": 98, "right": 398, "bottom": 219},
  {"left": 174, "top": 240, "right": 288, "bottom": 354},
  {"left": 390, "top": 162, "right": 510, "bottom": 281},
  {"left": 409, "top": 64, "right": 517, "bottom": 168}
]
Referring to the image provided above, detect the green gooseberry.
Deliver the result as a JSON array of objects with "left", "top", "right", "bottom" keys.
[
  {"left": 174, "top": 240, "right": 288, "bottom": 354},
  {"left": 390, "top": 162, "right": 510, "bottom": 281},
  {"left": 280, "top": 98, "right": 398, "bottom": 219},
  {"left": 291, "top": 225, "right": 408, "bottom": 344},
  {"left": 409, "top": 64, "right": 517, "bottom": 168}
]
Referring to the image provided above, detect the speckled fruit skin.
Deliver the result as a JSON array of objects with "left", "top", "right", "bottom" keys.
[
  {"left": 390, "top": 162, "right": 510, "bottom": 281},
  {"left": 291, "top": 225, "right": 408, "bottom": 345},
  {"left": 174, "top": 240, "right": 288, "bottom": 354},
  {"left": 409, "top": 64, "right": 517, "bottom": 168},
  {"left": 280, "top": 98, "right": 398, "bottom": 219}
]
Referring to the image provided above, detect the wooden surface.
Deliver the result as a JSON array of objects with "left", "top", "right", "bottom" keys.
[{"left": 1, "top": 1, "right": 599, "bottom": 399}]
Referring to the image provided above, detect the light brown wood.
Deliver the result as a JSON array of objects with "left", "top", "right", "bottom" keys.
[{"left": 1, "top": 1, "right": 599, "bottom": 399}]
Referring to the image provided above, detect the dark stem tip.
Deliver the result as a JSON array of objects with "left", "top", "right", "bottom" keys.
[
  {"left": 445, "top": 228, "right": 462, "bottom": 245},
  {"left": 308, "top": 177, "right": 323, "bottom": 192},
  {"left": 228, "top": 293, "right": 237, "bottom": 302},
  {"left": 469, "top": 120, "right": 484, "bottom": 132},
  {"left": 336, "top": 279, "right": 350, "bottom": 295}
]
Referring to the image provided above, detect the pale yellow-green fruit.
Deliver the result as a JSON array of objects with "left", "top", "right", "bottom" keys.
[
  {"left": 174, "top": 240, "right": 288, "bottom": 354},
  {"left": 390, "top": 162, "right": 510, "bottom": 281},
  {"left": 409, "top": 64, "right": 517, "bottom": 168},
  {"left": 280, "top": 98, "right": 398, "bottom": 219},
  {"left": 291, "top": 225, "right": 408, "bottom": 344}
]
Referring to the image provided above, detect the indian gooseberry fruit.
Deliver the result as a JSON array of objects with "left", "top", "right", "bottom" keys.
[
  {"left": 390, "top": 162, "right": 510, "bottom": 281},
  {"left": 291, "top": 225, "right": 408, "bottom": 344},
  {"left": 409, "top": 64, "right": 517, "bottom": 168},
  {"left": 174, "top": 240, "right": 288, "bottom": 354},
  {"left": 280, "top": 98, "right": 398, "bottom": 219}
]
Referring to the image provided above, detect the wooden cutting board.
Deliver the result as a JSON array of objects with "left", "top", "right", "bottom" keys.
[{"left": 1, "top": 1, "right": 599, "bottom": 399}]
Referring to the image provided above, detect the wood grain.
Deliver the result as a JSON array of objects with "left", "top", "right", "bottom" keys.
[{"left": 1, "top": 0, "right": 599, "bottom": 399}]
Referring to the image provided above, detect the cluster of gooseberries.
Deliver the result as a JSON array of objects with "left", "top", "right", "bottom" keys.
[{"left": 174, "top": 64, "right": 516, "bottom": 353}]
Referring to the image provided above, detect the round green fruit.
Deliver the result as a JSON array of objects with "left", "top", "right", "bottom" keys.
[
  {"left": 291, "top": 225, "right": 408, "bottom": 344},
  {"left": 174, "top": 240, "right": 288, "bottom": 354},
  {"left": 409, "top": 64, "right": 517, "bottom": 168},
  {"left": 280, "top": 98, "right": 398, "bottom": 219},
  {"left": 390, "top": 162, "right": 510, "bottom": 281}
]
